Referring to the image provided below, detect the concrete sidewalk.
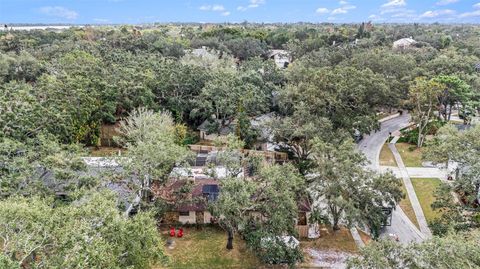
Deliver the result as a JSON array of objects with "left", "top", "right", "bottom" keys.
[
  {"left": 388, "top": 143, "right": 432, "bottom": 238},
  {"left": 379, "top": 166, "right": 447, "bottom": 179}
]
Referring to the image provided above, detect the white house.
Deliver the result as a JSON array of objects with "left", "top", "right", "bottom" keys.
[
  {"left": 393, "top": 38, "right": 417, "bottom": 50},
  {"left": 268, "top": 49, "right": 292, "bottom": 69}
]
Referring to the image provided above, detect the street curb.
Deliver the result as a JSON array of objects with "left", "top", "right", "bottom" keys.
[{"left": 379, "top": 112, "right": 401, "bottom": 123}]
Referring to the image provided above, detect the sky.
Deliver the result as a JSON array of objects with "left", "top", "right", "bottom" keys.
[{"left": 1, "top": 0, "right": 480, "bottom": 24}]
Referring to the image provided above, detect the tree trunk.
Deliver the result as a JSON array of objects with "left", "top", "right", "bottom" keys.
[
  {"left": 226, "top": 229, "right": 234, "bottom": 250},
  {"left": 447, "top": 104, "right": 452, "bottom": 121},
  {"left": 417, "top": 124, "right": 424, "bottom": 148},
  {"left": 332, "top": 214, "right": 340, "bottom": 231}
]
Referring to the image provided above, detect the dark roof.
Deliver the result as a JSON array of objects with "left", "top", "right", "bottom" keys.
[
  {"left": 157, "top": 178, "right": 312, "bottom": 213},
  {"left": 155, "top": 178, "right": 219, "bottom": 212}
]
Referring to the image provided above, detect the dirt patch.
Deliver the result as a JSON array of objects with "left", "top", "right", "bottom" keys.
[{"left": 303, "top": 249, "right": 353, "bottom": 269}]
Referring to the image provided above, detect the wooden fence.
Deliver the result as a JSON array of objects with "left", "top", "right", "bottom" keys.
[{"left": 188, "top": 144, "right": 288, "bottom": 163}]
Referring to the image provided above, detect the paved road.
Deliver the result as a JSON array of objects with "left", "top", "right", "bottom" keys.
[
  {"left": 358, "top": 113, "right": 411, "bottom": 170},
  {"left": 357, "top": 113, "right": 426, "bottom": 244}
]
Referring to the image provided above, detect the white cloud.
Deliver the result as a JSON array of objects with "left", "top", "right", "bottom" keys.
[
  {"left": 390, "top": 10, "right": 416, "bottom": 18},
  {"left": 39, "top": 6, "right": 78, "bottom": 20},
  {"left": 381, "top": 7, "right": 405, "bottom": 14},
  {"left": 200, "top": 5, "right": 225, "bottom": 11},
  {"left": 382, "top": 0, "right": 406, "bottom": 8},
  {"left": 237, "top": 0, "right": 265, "bottom": 11},
  {"left": 420, "top": 9, "right": 456, "bottom": 18},
  {"left": 331, "top": 4, "right": 356, "bottom": 15},
  {"left": 316, "top": 8, "right": 330, "bottom": 14},
  {"left": 199, "top": 4, "right": 230, "bottom": 16},
  {"left": 474, "top": 2, "right": 480, "bottom": 8},
  {"left": 212, "top": 5, "right": 225, "bottom": 11},
  {"left": 339, "top": 0, "right": 348, "bottom": 4},
  {"left": 332, "top": 8, "right": 348, "bottom": 14},
  {"left": 436, "top": 0, "right": 459, "bottom": 5},
  {"left": 368, "top": 14, "right": 385, "bottom": 21},
  {"left": 459, "top": 9, "right": 480, "bottom": 17}
]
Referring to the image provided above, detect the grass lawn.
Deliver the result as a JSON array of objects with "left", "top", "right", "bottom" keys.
[
  {"left": 396, "top": 143, "right": 423, "bottom": 167},
  {"left": 379, "top": 143, "right": 397, "bottom": 166},
  {"left": 301, "top": 226, "right": 358, "bottom": 254},
  {"left": 157, "top": 226, "right": 260, "bottom": 269},
  {"left": 399, "top": 181, "right": 420, "bottom": 229},
  {"left": 411, "top": 178, "right": 443, "bottom": 223}
]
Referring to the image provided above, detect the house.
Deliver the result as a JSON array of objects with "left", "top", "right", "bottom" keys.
[
  {"left": 268, "top": 49, "right": 292, "bottom": 69},
  {"left": 190, "top": 46, "right": 219, "bottom": 60},
  {"left": 475, "top": 62, "right": 480, "bottom": 72},
  {"left": 393, "top": 37, "right": 417, "bottom": 50},
  {"left": 188, "top": 144, "right": 288, "bottom": 167},
  {"left": 156, "top": 177, "right": 318, "bottom": 238},
  {"left": 197, "top": 113, "right": 278, "bottom": 151},
  {"left": 156, "top": 178, "right": 218, "bottom": 225},
  {"left": 250, "top": 112, "right": 277, "bottom": 151}
]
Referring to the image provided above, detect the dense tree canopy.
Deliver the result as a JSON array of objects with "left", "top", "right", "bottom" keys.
[
  {"left": 1, "top": 22, "right": 480, "bottom": 267},
  {"left": 0, "top": 192, "right": 164, "bottom": 269}
]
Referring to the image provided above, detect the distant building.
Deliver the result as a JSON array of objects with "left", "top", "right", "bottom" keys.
[
  {"left": 186, "top": 46, "right": 220, "bottom": 61},
  {"left": 393, "top": 37, "right": 417, "bottom": 50},
  {"left": 268, "top": 49, "right": 292, "bottom": 68},
  {"left": 475, "top": 62, "right": 480, "bottom": 72}
]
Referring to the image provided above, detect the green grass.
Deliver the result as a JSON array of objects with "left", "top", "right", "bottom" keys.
[
  {"left": 301, "top": 226, "right": 358, "bottom": 254},
  {"left": 379, "top": 143, "right": 397, "bottom": 167},
  {"left": 158, "top": 226, "right": 260, "bottom": 269},
  {"left": 411, "top": 178, "right": 443, "bottom": 223},
  {"left": 399, "top": 181, "right": 420, "bottom": 229},
  {"left": 396, "top": 143, "right": 424, "bottom": 167}
]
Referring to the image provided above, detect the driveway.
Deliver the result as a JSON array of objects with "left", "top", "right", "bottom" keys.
[{"left": 357, "top": 113, "right": 426, "bottom": 244}]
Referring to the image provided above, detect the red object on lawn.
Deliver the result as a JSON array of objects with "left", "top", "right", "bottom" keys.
[
  {"left": 177, "top": 228, "right": 184, "bottom": 238},
  {"left": 169, "top": 227, "right": 175, "bottom": 237}
]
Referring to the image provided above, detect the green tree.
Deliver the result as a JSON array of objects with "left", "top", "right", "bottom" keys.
[
  {"left": 269, "top": 106, "right": 335, "bottom": 175},
  {"left": 211, "top": 163, "right": 304, "bottom": 262},
  {"left": 0, "top": 192, "right": 165, "bottom": 269},
  {"left": 348, "top": 232, "right": 480, "bottom": 269},
  {"left": 433, "top": 75, "right": 472, "bottom": 122},
  {"left": 0, "top": 135, "right": 93, "bottom": 199},
  {"left": 116, "top": 108, "right": 189, "bottom": 206},
  {"left": 310, "top": 139, "right": 402, "bottom": 237},
  {"left": 424, "top": 125, "right": 480, "bottom": 234},
  {"left": 408, "top": 77, "right": 444, "bottom": 147}
]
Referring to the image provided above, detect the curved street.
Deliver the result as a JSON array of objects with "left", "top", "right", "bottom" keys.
[{"left": 357, "top": 113, "right": 427, "bottom": 244}]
